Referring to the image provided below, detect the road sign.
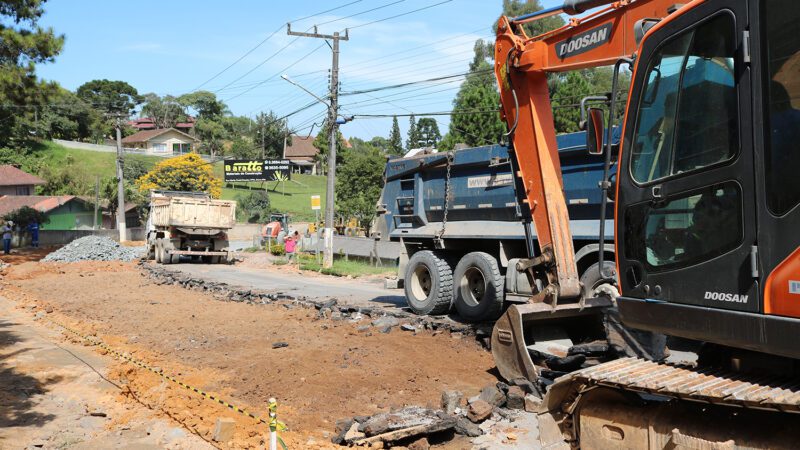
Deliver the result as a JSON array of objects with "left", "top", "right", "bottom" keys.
[
  {"left": 224, "top": 159, "right": 292, "bottom": 182},
  {"left": 311, "top": 195, "right": 321, "bottom": 210}
]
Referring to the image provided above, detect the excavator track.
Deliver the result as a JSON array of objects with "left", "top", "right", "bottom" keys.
[{"left": 539, "top": 358, "right": 800, "bottom": 448}]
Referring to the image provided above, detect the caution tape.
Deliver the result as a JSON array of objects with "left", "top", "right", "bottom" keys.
[{"left": 45, "top": 317, "right": 287, "bottom": 447}]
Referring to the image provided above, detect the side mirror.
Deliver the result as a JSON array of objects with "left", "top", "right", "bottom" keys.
[{"left": 586, "top": 107, "right": 605, "bottom": 156}]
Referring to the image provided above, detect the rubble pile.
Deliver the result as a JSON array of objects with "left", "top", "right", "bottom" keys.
[
  {"left": 43, "top": 236, "right": 144, "bottom": 262},
  {"left": 332, "top": 380, "right": 543, "bottom": 448}
]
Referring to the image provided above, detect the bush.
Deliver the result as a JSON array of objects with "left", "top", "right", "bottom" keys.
[
  {"left": 3, "top": 206, "right": 50, "bottom": 228},
  {"left": 268, "top": 243, "right": 285, "bottom": 256},
  {"left": 237, "top": 190, "right": 271, "bottom": 223}
]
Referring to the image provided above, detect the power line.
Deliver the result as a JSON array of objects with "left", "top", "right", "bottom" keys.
[
  {"left": 225, "top": 42, "right": 327, "bottom": 102},
  {"left": 191, "top": 0, "right": 364, "bottom": 92},
  {"left": 341, "top": 69, "right": 490, "bottom": 96},
  {"left": 315, "top": 0, "right": 406, "bottom": 27},
  {"left": 346, "top": 0, "right": 454, "bottom": 30},
  {"left": 352, "top": 109, "right": 498, "bottom": 118}
]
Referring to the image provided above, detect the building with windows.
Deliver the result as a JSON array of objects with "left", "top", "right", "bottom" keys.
[
  {"left": 121, "top": 128, "right": 200, "bottom": 155},
  {"left": 129, "top": 116, "right": 195, "bottom": 134},
  {"left": 0, "top": 165, "right": 45, "bottom": 196}
]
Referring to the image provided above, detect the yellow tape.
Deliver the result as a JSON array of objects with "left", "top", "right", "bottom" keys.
[{"left": 46, "top": 317, "right": 285, "bottom": 433}]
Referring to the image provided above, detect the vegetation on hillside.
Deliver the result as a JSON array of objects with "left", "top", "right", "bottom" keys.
[{"left": 136, "top": 153, "right": 222, "bottom": 198}]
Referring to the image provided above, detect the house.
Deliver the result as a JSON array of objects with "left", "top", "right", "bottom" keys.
[
  {"left": 0, "top": 195, "right": 100, "bottom": 230},
  {"left": 0, "top": 165, "right": 45, "bottom": 196},
  {"left": 100, "top": 202, "right": 141, "bottom": 229},
  {"left": 129, "top": 116, "right": 195, "bottom": 134},
  {"left": 121, "top": 128, "right": 200, "bottom": 155},
  {"left": 283, "top": 135, "right": 319, "bottom": 174}
]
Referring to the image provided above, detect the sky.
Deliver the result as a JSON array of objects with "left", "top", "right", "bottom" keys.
[{"left": 37, "top": 0, "right": 562, "bottom": 141}]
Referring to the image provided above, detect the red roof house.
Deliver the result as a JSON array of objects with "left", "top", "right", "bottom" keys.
[{"left": 0, "top": 165, "right": 45, "bottom": 196}]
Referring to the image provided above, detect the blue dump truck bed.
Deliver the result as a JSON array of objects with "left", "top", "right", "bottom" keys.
[{"left": 378, "top": 130, "right": 616, "bottom": 243}]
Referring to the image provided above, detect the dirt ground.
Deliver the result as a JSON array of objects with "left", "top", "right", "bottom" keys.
[{"left": 0, "top": 261, "right": 497, "bottom": 448}]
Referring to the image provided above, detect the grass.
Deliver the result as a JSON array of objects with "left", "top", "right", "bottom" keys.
[
  {"left": 34, "top": 141, "right": 163, "bottom": 179},
  {"left": 296, "top": 253, "right": 395, "bottom": 277},
  {"left": 31, "top": 142, "right": 328, "bottom": 223},
  {"left": 214, "top": 162, "right": 327, "bottom": 222}
]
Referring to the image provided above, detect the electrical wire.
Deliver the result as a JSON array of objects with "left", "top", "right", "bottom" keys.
[
  {"left": 346, "top": 0, "right": 454, "bottom": 30},
  {"left": 340, "top": 69, "right": 490, "bottom": 96},
  {"left": 315, "top": 0, "right": 406, "bottom": 27},
  {"left": 190, "top": 0, "right": 364, "bottom": 92}
]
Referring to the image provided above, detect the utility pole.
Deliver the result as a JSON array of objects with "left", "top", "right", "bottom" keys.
[
  {"left": 93, "top": 175, "right": 99, "bottom": 230},
  {"left": 114, "top": 116, "right": 127, "bottom": 242},
  {"left": 287, "top": 24, "right": 348, "bottom": 268}
]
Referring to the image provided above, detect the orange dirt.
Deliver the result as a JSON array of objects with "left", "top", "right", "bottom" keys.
[
  {"left": 1, "top": 261, "right": 495, "bottom": 448},
  {"left": 0, "top": 246, "right": 56, "bottom": 265}
]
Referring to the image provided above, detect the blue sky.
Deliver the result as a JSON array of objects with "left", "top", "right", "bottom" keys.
[{"left": 37, "top": 0, "right": 561, "bottom": 141}]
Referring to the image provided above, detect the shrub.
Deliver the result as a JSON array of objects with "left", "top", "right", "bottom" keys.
[
  {"left": 269, "top": 243, "right": 285, "bottom": 256},
  {"left": 236, "top": 190, "right": 270, "bottom": 223}
]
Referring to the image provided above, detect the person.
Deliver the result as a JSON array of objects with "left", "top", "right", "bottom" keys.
[
  {"left": 2, "top": 221, "right": 13, "bottom": 255},
  {"left": 27, "top": 220, "right": 39, "bottom": 248},
  {"left": 284, "top": 231, "right": 299, "bottom": 262}
]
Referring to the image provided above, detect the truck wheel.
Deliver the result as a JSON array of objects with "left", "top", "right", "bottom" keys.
[
  {"left": 210, "top": 256, "right": 221, "bottom": 264},
  {"left": 453, "top": 252, "right": 503, "bottom": 322},
  {"left": 404, "top": 250, "right": 453, "bottom": 316},
  {"left": 580, "top": 261, "right": 617, "bottom": 299}
]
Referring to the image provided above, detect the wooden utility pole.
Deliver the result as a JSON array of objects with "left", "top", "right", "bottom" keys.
[
  {"left": 114, "top": 117, "right": 127, "bottom": 242},
  {"left": 287, "top": 24, "right": 348, "bottom": 268}
]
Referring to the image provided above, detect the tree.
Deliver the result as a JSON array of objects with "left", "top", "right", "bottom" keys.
[
  {"left": 405, "top": 115, "right": 419, "bottom": 149},
  {"left": 448, "top": 39, "right": 505, "bottom": 147},
  {"left": 313, "top": 119, "right": 347, "bottom": 173},
  {"left": 76, "top": 79, "right": 142, "bottom": 116},
  {"left": 252, "top": 111, "right": 290, "bottom": 159},
  {"left": 3, "top": 206, "right": 49, "bottom": 229},
  {"left": 101, "top": 177, "right": 146, "bottom": 226},
  {"left": 369, "top": 136, "right": 391, "bottom": 154},
  {"left": 136, "top": 153, "right": 222, "bottom": 198},
  {"left": 551, "top": 71, "right": 594, "bottom": 133},
  {"left": 0, "top": 0, "right": 64, "bottom": 148},
  {"left": 195, "top": 117, "right": 227, "bottom": 158},
  {"left": 38, "top": 154, "right": 93, "bottom": 196},
  {"left": 415, "top": 118, "right": 441, "bottom": 147},
  {"left": 237, "top": 190, "right": 271, "bottom": 223},
  {"left": 336, "top": 144, "right": 385, "bottom": 233},
  {"left": 178, "top": 90, "right": 228, "bottom": 119},
  {"left": 140, "top": 93, "right": 187, "bottom": 129},
  {"left": 388, "top": 116, "right": 403, "bottom": 153},
  {"left": 230, "top": 137, "right": 259, "bottom": 159}
]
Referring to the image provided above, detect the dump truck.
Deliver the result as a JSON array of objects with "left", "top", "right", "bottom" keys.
[
  {"left": 145, "top": 191, "right": 236, "bottom": 264},
  {"left": 377, "top": 131, "right": 618, "bottom": 321},
  {"left": 489, "top": 0, "right": 800, "bottom": 447}
]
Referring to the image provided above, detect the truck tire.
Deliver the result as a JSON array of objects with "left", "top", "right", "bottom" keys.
[
  {"left": 580, "top": 261, "right": 617, "bottom": 299},
  {"left": 404, "top": 250, "right": 453, "bottom": 316},
  {"left": 453, "top": 252, "right": 504, "bottom": 322}
]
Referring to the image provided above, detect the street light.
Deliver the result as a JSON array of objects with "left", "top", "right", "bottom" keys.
[{"left": 280, "top": 73, "right": 344, "bottom": 268}]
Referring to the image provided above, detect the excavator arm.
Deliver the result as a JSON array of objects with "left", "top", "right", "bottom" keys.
[
  {"left": 490, "top": 0, "right": 678, "bottom": 383},
  {"left": 493, "top": 0, "right": 678, "bottom": 301}
]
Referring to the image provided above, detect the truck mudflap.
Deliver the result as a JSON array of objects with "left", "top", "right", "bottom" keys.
[
  {"left": 538, "top": 357, "right": 800, "bottom": 449},
  {"left": 491, "top": 297, "right": 612, "bottom": 382}
]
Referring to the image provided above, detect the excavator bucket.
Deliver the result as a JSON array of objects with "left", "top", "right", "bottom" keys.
[{"left": 491, "top": 299, "right": 612, "bottom": 383}]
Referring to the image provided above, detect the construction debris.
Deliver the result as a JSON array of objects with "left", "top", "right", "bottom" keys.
[{"left": 43, "top": 236, "right": 144, "bottom": 262}]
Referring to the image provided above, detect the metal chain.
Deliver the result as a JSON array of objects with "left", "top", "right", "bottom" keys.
[{"left": 436, "top": 151, "right": 454, "bottom": 243}]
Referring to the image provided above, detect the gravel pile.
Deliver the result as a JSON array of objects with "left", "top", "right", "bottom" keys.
[{"left": 43, "top": 235, "right": 145, "bottom": 262}]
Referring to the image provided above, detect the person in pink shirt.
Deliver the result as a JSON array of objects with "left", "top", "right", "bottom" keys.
[{"left": 284, "top": 231, "right": 299, "bottom": 262}]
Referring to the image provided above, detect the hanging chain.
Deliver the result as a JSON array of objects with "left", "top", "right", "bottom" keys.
[{"left": 436, "top": 151, "right": 454, "bottom": 245}]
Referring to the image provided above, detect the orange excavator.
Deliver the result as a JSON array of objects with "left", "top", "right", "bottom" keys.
[{"left": 491, "top": 0, "right": 800, "bottom": 446}]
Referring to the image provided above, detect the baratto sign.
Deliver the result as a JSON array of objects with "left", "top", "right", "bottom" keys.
[{"left": 224, "top": 159, "right": 292, "bottom": 182}]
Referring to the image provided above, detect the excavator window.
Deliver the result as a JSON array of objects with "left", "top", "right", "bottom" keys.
[
  {"left": 625, "top": 182, "right": 742, "bottom": 271},
  {"left": 763, "top": 0, "right": 800, "bottom": 215},
  {"left": 629, "top": 13, "right": 737, "bottom": 184}
]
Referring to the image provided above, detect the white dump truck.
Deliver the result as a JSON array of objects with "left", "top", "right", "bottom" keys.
[{"left": 145, "top": 191, "right": 236, "bottom": 264}]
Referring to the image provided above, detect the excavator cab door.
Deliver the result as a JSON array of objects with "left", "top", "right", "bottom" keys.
[{"left": 615, "top": 1, "right": 759, "bottom": 314}]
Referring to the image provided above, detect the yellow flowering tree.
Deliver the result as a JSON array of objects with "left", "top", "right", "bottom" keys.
[{"left": 136, "top": 153, "right": 222, "bottom": 198}]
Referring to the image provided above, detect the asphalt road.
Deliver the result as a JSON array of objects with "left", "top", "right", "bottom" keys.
[{"left": 169, "top": 263, "right": 407, "bottom": 311}]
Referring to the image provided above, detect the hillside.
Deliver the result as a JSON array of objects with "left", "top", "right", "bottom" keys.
[{"left": 25, "top": 141, "right": 327, "bottom": 223}]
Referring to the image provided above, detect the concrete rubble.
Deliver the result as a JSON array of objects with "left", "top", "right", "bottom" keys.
[
  {"left": 43, "top": 236, "right": 144, "bottom": 262},
  {"left": 331, "top": 380, "right": 546, "bottom": 447}
]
